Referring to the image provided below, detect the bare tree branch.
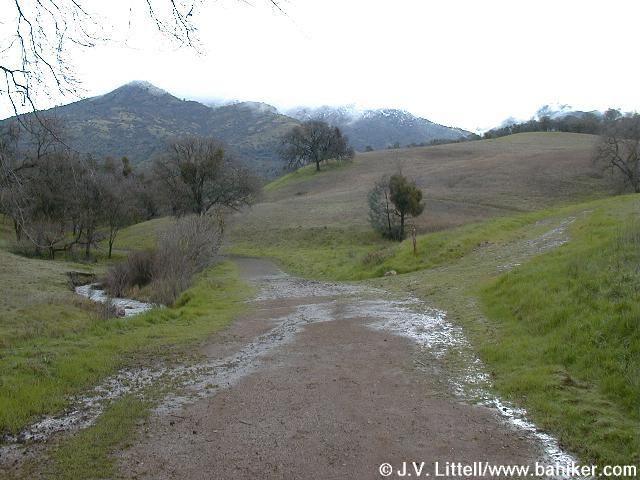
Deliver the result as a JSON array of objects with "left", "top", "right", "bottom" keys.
[{"left": 1, "top": 0, "right": 285, "bottom": 118}]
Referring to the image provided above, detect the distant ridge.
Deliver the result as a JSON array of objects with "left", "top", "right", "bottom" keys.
[
  {"left": 286, "top": 105, "right": 474, "bottom": 150},
  {"left": 2, "top": 82, "right": 474, "bottom": 177}
]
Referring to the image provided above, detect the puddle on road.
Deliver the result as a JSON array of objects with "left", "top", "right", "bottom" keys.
[
  {"left": 253, "top": 273, "right": 365, "bottom": 301},
  {"left": 355, "top": 296, "right": 581, "bottom": 474},
  {"left": 2, "top": 262, "right": 582, "bottom": 476}
]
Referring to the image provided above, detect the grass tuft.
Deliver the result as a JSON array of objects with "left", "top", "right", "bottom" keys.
[{"left": 50, "top": 395, "right": 150, "bottom": 480}]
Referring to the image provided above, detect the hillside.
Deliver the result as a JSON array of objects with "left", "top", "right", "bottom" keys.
[
  {"left": 228, "top": 132, "right": 639, "bottom": 465},
  {"left": 234, "top": 132, "right": 620, "bottom": 238},
  {"left": 9, "top": 82, "right": 299, "bottom": 177},
  {"left": 287, "top": 105, "right": 473, "bottom": 150},
  {"left": 2, "top": 83, "right": 475, "bottom": 178}
]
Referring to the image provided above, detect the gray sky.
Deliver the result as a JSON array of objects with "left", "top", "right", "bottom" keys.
[{"left": 6, "top": 0, "right": 640, "bottom": 131}]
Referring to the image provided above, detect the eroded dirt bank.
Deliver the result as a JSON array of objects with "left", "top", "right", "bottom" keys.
[{"left": 117, "top": 258, "right": 551, "bottom": 479}]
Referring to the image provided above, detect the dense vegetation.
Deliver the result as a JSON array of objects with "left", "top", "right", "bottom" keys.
[
  {"left": 0, "top": 118, "right": 258, "bottom": 265},
  {"left": 0, "top": 117, "right": 260, "bottom": 445}
]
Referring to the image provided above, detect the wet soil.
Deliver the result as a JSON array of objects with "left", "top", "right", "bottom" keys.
[{"left": 117, "top": 258, "right": 544, "bottom": 479}]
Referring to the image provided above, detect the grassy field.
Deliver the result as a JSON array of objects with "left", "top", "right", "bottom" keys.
[
  {"left": 49, "top": 395, "right": 151, "bottom": 480},
  {"left": 230, "top": 133, "right": 624, "bottom": 280},
  {"left": 228, "top": 133, "right": 639, "bottom": 466},
  {"left": 2, "top": 131, "right": 637, "bottom": 472},
  {"left": 235, "top": 132, "right": 621, "bottom": 235},
  {"left": 231, "top": 209, "right": 560, "bottom": 280},
  {"left": 111, "top": 217, "right": 171, "bottom": 252},
  {"left": 0, "top": 218, "right": 251, "bottom": 437}
]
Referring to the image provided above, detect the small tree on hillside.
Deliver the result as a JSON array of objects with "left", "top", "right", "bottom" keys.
[
  {"left": 368, "top": 175, "right": 402, "bottom": 240},
  {"left": 389, "top": 174, "right": 424, "bottom": 238},
  {"left": 389, "top": 174, "right": 424, "bottom": 239},
  {"left": 280, "top": 120, "right": 354, "bottom": 172},
  {"left": 595, "top": 113, "right": 640, "bottom": 193},
  {"left": 368, "top": 174, "right": 424, "bottom": 240}
]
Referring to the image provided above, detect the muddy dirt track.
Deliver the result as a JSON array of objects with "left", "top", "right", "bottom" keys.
[{"left": 115, "top": 257, "right": 557, "bottom": 480}]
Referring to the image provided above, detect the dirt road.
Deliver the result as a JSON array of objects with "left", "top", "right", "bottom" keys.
[{"left": 115, "top": 257, "right": 568, "bottom": 479}]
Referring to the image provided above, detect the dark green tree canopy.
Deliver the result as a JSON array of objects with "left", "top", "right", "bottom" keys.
[
  {"left": 368, "top": 173, "right": 424, "bottom": 240},
  {"left": 389, "top": 174, "right": 424, "bottom": 218}
]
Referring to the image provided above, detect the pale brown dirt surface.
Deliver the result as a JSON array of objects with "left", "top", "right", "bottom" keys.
[{"left": 118, "top": 258, "right": 538, "bottom": 479}]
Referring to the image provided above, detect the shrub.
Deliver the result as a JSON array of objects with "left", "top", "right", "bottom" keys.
[
  {"left": 103, "top": 250, "right": 155, "bottom": 297},
  {"left": 150, "top": 215, "right": 222, "bottom": 304},
  {"left": 103, "top": 215, "right": 222, "bottom": 306}
]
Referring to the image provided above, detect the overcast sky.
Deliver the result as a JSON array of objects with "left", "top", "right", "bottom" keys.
[{"left": 6, "top": 0, "right": 640, "bottom": 131}]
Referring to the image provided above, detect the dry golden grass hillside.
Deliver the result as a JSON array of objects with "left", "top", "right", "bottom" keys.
[{"left": 248, "top": 132, "right": 620, "bottom": 234}]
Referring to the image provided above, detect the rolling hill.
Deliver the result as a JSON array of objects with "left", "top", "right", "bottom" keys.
[{"left": 234, "top": 132, "right": 621, "bottom": 236}]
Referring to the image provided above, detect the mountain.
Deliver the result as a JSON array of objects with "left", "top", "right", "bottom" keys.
[
  {"left": 3, "top": 82, "right": 474, "bottom": 177},
  {"left": 286, "top": 105, "right": 473, "bottom": 150},
  {"left": 12, "top": 81, "right": 299, "bottom": 177}
]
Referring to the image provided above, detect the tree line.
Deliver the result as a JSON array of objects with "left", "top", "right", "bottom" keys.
[
  {"left": 0, "top": 116, "right": 260, "bottom": 261},
  {"left": 483, "top": 108, "right": 632, "bottom": 139}
]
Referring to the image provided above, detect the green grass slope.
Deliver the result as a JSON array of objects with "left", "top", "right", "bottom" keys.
[
  {"left": 479, "top": 197, "right": 640, "bottom": 465},
  {"left": 249, "top": 132, "right": 619, "bottom": 230},
  {"left": 0, "top": 218, "right": 250, "bottom": 436},
  {"left": 230, "top": 132, "right": 623, "bottom": 279}
]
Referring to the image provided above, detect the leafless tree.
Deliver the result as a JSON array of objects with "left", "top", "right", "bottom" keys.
[
  {"left": 154, "top": 136, "right": 260, "bottom": 215},
  {"left": 280, "top": 120, "right": 354, "bottom": 172},
  {"left": 102, "top": 170, "right": 140, "bottom": 258},
  {"left": 0, "top": 115, "right": 78, "bottom": 249},
  {"left": 595, "top": 114, "right": 640, "bottom": 193},
  {"left": 368, "top": 174, "right": 401, "bottom": 240},
  {"left": 13, "top": 149, "right": 86, "bottom": 258},
  {"left": 22, "top": 115, "right": 67, "bottom": 161},
  {"left": 2, "top": 0, "right": 283, "bottom": 119},
  {"left": 153, "top": 214, "right": 222, "bottom": 303}
]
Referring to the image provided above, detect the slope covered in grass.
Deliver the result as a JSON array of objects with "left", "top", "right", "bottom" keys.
[
  {"left": 230, "top": 132, "right": 623, "bottom": 273},
  {"left": 0, "top": 218, "right": 250, "bottom": 435},
  {"left": 479, "top": 196, "right": 640, "bottom": 464},
  {"left": 243, "top": 132, "right": 620, "bottom": 233}
]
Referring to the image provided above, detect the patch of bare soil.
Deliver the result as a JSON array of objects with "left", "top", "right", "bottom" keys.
[{"left": 116, "top": 258, "right": 552, "bottom": 479}]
